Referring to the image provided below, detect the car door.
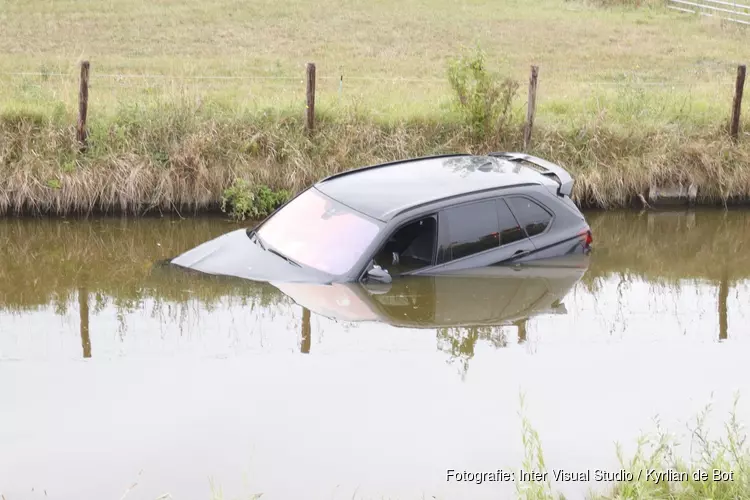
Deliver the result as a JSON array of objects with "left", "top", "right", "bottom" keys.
[{"left": 426, "top": 198, "right": 536, "bottom": 274}]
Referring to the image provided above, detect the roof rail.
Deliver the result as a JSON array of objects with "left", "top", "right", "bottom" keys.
[
  {"left": 317, "top": 153, "right": 472, "bottom": 184},
  {"left": 488, "top": 152, "right": 574, "bottom": 197}
]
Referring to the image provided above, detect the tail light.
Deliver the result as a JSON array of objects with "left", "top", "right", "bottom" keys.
[{"left": 578, "top": 228, "right": 593, "bottom": 251}]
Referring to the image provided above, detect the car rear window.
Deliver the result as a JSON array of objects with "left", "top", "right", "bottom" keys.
[
  {"left": 496, "top": 200, "right": 526, "bottom": 245},
  {"left": 506, "top": 197, "right": 553, "bottom": 237}
]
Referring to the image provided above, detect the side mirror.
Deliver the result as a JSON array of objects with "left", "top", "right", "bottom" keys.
[
  {"left": 365, "top": 264, "right": 392, "bottom": 284},
  {"left": 362, "top": 281, "right": 392, "bottom": 295}
]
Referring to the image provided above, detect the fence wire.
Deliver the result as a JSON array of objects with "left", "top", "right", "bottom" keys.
[{"left": 0, "top": 71, "right": 737, "bottom": 89}]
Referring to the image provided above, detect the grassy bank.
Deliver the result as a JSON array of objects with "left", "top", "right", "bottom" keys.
[
  {"left": 4, "top": 104, "right": 750, "bottom": 216},
  {"left": 2, "top": 0, "right": 750, "bottom": 214}
]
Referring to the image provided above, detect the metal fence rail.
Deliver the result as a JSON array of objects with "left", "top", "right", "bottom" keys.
[{"left": 667, "top": 0, "right": 750, "bottom": 25}]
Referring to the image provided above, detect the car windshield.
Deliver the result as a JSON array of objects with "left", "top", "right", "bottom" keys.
[{"left": 256, "top": 188, "right": 382, "bottom": 276}]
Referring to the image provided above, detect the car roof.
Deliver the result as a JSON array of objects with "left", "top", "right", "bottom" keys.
[{"left": 314, "top": 154, "right": 559, "bottom": 221}]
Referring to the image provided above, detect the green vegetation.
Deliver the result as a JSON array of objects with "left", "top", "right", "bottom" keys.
[
  {"left": 221, "top": 179, "right": 289, "bottom": 221},
  {"left": 517, "top": 394, "right": 559, "bottom": 500},
  {"left": 447, "top": 46, "right": 518, "bottom": 140},
  {"left": 517, "top": 394, "right": 750, "bottom": 500},
  {"left": 206, "top": 395, "right": 750, "bottom": 500},
  {"left": 1, "top": 0, "right": 749, "bottom": 214}
]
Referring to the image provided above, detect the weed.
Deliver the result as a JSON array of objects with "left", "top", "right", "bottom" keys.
[
  {"left": 516, "top": 394, "right": 750, "bottom": 500},
  {"left": 61, "top": 159, "right": 76, "bottom": 173},
  {"left": 517, "top": 393, "right": 563, "bottom": 500}
]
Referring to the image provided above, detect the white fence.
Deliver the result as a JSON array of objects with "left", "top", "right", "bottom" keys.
[{"left": 667, "top": 0, "right": 750, "bottom": 25}]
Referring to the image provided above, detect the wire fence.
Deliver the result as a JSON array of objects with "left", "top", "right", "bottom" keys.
[
  {"left": 0, "top": 70, "right": 740, "bottom": 88},
  {"left": 1, "top": 59, "right": 747, "bottom": 147},
  {"left": 0, "top": 71, "right": 446, "bottom": 83}
]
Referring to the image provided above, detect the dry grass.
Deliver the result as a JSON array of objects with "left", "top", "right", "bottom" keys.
[
  {"left": 3, "top": 104, "right": 750, "bottom": 215},
  {"left": 1, "top": 0, "right": 750, "bottom": 212}
]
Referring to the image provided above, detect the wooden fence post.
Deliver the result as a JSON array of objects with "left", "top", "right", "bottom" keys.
[
  {"left": 730, "top": 64, "right": 746, "bottom": 141},
  {"left": 305, "top": 63, "right": 316, "bottom": 133},
  {"left": 77, "top": 61, "right": 90, "bottom": 150},
  {"left": 523, "top": 65, "right": 539, "bottom": 151}
]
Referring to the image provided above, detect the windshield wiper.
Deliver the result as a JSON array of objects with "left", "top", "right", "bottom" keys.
[
  {"left": 267, "top": 247, "right": 302, "bottom": 267},
  {"left": 248, "top": 229, "right": 266, "bottom": 250},
  {"left": 249, "top": 229, "right": 301, "bottom": 268}
]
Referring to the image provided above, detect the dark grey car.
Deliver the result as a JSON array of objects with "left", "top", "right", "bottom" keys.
[{"left": 170, "top": 152, "right": 593, "bottom": 284}]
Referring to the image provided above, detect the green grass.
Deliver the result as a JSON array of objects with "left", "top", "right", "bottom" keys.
[
  {"left": 0, "top": 0, "right": 745, "bottom": 117},
  {"left": 2, "top": 0, "right": 750, "bottom": 213}
]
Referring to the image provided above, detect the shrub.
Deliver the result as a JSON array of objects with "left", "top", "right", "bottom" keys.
[
  {"left": 447, "top": 45, "right": 519, "bottom": 140},
  {"left": 220, "top": 179, "right": 290, "bottom": 221}
]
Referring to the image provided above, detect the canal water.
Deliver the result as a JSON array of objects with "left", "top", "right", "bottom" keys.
[{"left": 1, "top": 210, "right": 749, "bottom": 500}]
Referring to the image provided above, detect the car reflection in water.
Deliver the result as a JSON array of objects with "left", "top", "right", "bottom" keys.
[{"left": 273, "top": 255, "right": 590, "bottom": 371}]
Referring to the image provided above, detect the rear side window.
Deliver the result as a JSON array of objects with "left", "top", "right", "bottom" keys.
[
  {"left": 439, "top": 200, "right": 500, "bottom": 262},
  {"left": 506, "top": 197, "right": 553, "bottom": 237},
  {"left": 496, "top": 200, "right": 526, "bottom": 244}
]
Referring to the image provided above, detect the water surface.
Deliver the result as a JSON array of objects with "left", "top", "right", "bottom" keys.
[{"left": 1, "top": 210, "right": 749, "bottom": 500}]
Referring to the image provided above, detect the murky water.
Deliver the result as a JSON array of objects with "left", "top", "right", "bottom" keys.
[{"left": 1, "top": 210, "right": 749, "bottom": 500}]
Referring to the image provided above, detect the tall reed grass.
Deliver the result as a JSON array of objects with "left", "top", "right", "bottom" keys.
[{"left": 3, "top": 97, "right": 750, "bottom": 216}]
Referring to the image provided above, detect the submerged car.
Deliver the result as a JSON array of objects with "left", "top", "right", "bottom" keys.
[{"left": 170, "top": 152, "right": 593, "bottom": 284}]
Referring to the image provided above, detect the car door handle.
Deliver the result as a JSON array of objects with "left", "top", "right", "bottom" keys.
[{"left": 513, "top": 249, "right": 529, "bottom": 256}]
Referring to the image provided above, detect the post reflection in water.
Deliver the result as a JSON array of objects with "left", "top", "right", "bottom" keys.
[
  {"left": 515, "top": 319, "right": 527, "bottom": 344},
  {"left": 78, "top": 286, "right": 91, "bottom": 359},
  {"left": 301, "top": 307, "right": 312, "bottom": 354},
  {"left": 78, "top": 285, "right": 91, "bottom": 358},
  {"left": 719, "top": 267, "right": 729, "bottom": 341}
]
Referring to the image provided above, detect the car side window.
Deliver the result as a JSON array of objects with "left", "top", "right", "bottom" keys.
[
  {"left": 496, "top": 200, "right": 526, "bottom": 244},
  {"left": 439, "top": 200, "right": 500, "bottom": 263},
  {"left": 373, "top": 216, "right": 437, "bottom": 276},
  {"left": 505, "top": 197, "right": 553, "bottom": 237}
]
